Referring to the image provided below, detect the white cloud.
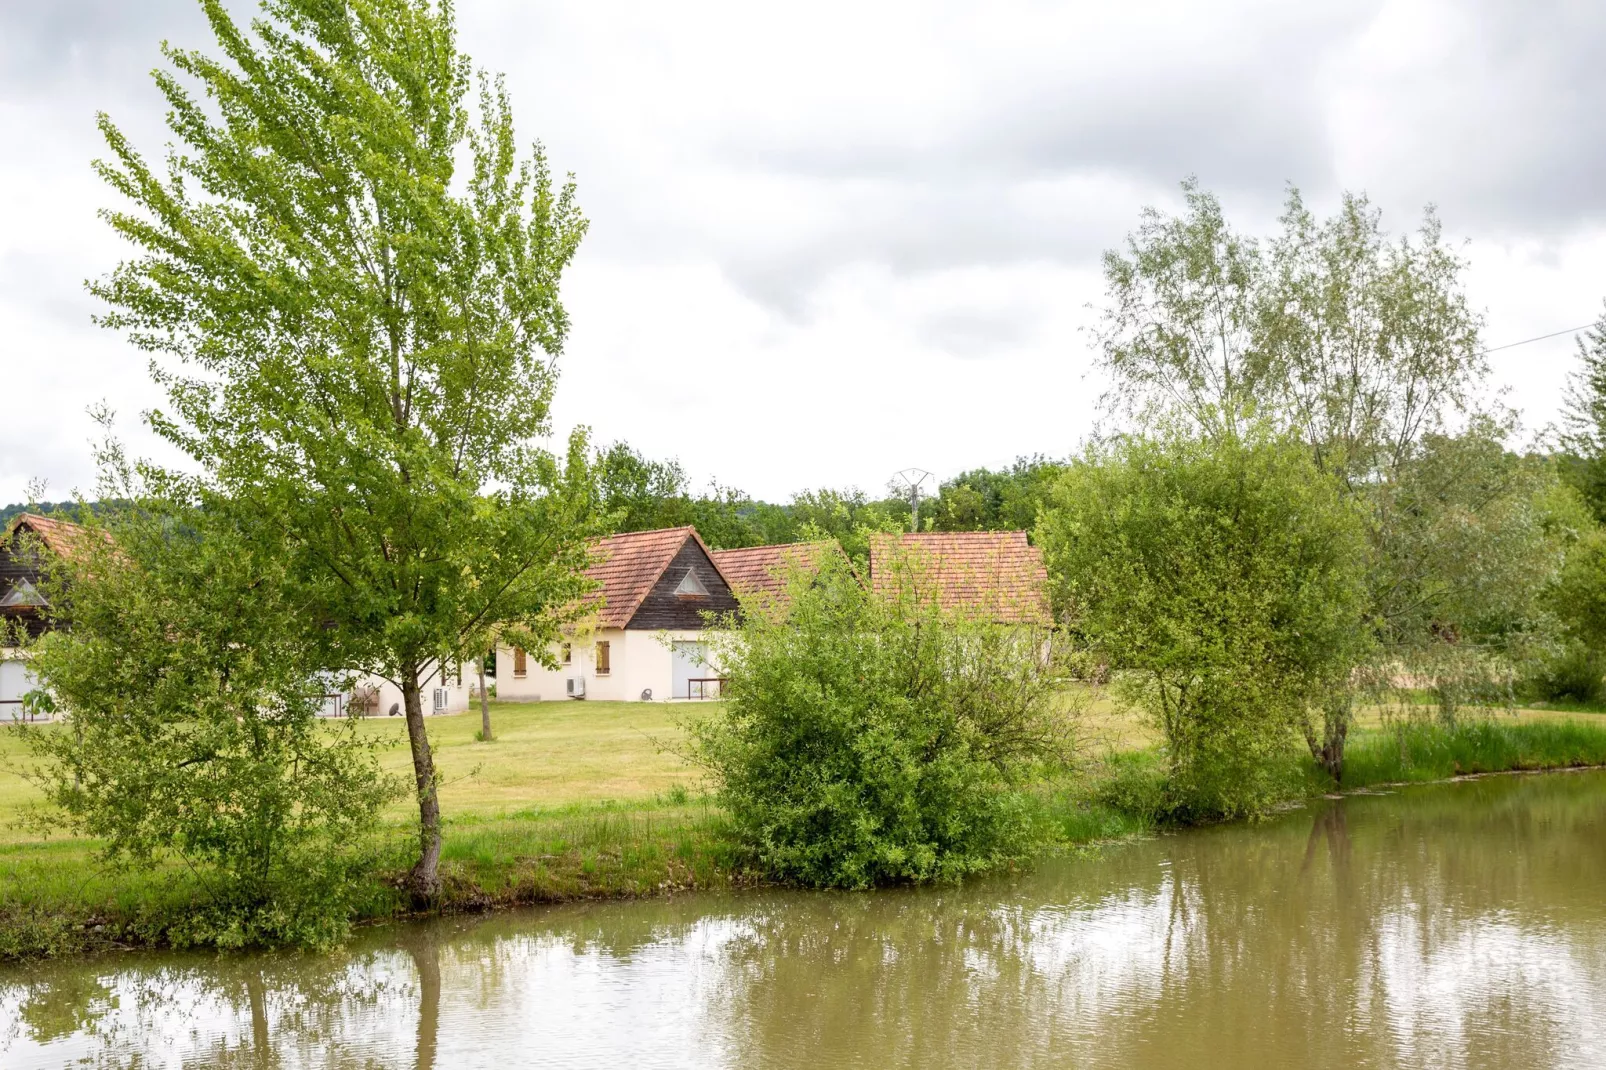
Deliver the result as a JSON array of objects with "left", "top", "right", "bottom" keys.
[{"left": 3, "top": 0, "right": 1605, "bottom": 504}]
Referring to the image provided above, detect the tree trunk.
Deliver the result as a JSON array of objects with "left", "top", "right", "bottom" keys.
[
  {"left": 402, "top": 674, "right": 443, "bottom": 902},
  {"left": 1305, "top": 692, "right": 1351, "bottom": 784},
  {"left": 477, "top": 661, "right": 492, "bottom": 742}
]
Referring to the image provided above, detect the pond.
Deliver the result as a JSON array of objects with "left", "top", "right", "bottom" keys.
[{"left": 5, "top": 770, "right": 1606, "bottom": 1068}]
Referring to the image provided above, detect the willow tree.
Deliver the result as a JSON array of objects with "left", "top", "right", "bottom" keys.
[
  {"left": 92, "top": 0, "right": 594, "bottom": 898},
  {"left": 1093, "top": 181, "right": 1491, "bottom": 780}
]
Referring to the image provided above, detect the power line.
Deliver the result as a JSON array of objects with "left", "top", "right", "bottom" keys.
[{"left": 1479, "top": 323, "right": 1597, "bottom": 356}]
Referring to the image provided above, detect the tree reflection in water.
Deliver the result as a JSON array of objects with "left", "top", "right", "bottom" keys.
[
  {"left": 399, "top": 928, "right": 440, "bottom": 1070},
  {"left": 3, "top": 771, "right": 1606, "bottom": 1069}
]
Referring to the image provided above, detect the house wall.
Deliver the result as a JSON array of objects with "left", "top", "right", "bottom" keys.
[
  {"left": 0, "top": 650, "right": 37, "bottom": 714},
  {"left": 493, "top": 628, "right": 718, "bottom": 702},
  {"left": 348, "top": 666, "right": 472, "bottom": 719}
]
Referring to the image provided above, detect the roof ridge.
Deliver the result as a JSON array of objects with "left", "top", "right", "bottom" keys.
[{"left": 6, "top": 512, "right": 97, "bottom": 555}]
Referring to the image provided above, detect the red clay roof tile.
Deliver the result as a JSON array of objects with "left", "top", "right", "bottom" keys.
[
  {"left": 5, "top": 513, "right": 106, "bottom": 561},
  {"left": 710, "top": 541, "right": 838, "bottom": 603},
  {"left": 583, "top": 526, "right": 716, "bottom": 629},
  {"left": 869, "top": 531, "right": 1050, "bottom": 624}
]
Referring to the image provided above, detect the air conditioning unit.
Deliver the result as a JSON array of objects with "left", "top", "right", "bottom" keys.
[
  {"left": 566, "top": 677, "right": 585, "bottom": 699},
  {"left": 432, "top": 688, "right": 450, "bottom": 712}
]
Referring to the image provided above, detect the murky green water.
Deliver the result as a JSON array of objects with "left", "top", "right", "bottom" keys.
[{"left": 5, "top": 771, "right": 1606, "bottom": 1069}]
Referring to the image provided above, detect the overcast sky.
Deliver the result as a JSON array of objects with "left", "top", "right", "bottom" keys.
[{"left": 4, "top": 0, "right": 1606, "bottom": 506}]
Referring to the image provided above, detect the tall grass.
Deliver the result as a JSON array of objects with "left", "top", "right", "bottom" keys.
[
  {"left": 1343, "top": 718, "right": 1606, "bottom": 787},
  {"left": 415, "top": 798, "right": 746, "bottom": 908},
  {"left": 0, "top": 798, "right": 747, "bottom": 960},
  {"left": 1043, "top": 717, "right": 1606, "bottom": 839}
]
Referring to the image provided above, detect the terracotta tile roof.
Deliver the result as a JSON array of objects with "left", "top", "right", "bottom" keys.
[
  {"left": 711, "top": 541, "right": 838, "bottom": 602},
  {"left": 584, "top": 526, "right": 710, "bottom": 629},
  {"left": 6, "top": 513, "right": 106, "bottom": 560},
  {"left": 869, "top": 531, "right": 1050, "bottom": 625}
]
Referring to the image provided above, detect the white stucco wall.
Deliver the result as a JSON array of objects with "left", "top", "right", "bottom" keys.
[
  {"left": 491, "top": 629, "right": 721, "bottom": 702},
  {"left": 347, "top": 665, "right": 472, "bottom": 718},
  {"left": 0, "top": 650, "right": 38, "bottom": 715}
]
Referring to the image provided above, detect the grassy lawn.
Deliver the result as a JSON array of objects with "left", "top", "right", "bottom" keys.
[
  {"left": 10, "top": 693, "right": 1601, "bottom": 834},
  {"left": 0, "top": 700, "right": 734, "bottom": 959},
  {"left": 360, "top": 699, "right": 706, "bottom": 815},
  {"left": 0, "top": 700, "right": 706, "bottom": 843}
]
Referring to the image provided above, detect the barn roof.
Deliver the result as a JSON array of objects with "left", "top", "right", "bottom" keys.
[
  {"left": 710, "top": 540, "right": 838, "bottom": 603},
  {"left": 869, "top": 531, "right": 1050, "bottom": 625},
  {"left": 4, "top": 513, "right": 105, "bottom": 560},
  {"left": 584, "top": 526, "right": 720, "bottom": 629}
]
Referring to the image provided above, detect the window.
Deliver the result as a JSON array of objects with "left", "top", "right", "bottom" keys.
[
  {"left": 561, "top": 642, "right": 571, "bottom": 665},
  {"left": 595, "top": 641, "right": 611, "bottom": 676},
  {"left": 674, "top": 568, "right": 710, "bottom": 599},
  {"left": 0, "top": 580, "right": 45, "bottom": 608},
  {"left": 513, "top": 646, "right": 528, "bottom": 679}
]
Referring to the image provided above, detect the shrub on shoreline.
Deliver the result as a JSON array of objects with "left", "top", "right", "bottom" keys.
[
  {"left": 1040, "top": 426, "right": 1371, "bottom": 819},
  {"left": 689, "top": 550, "right": 1074, "bottom": 889},
  {"left": 21, "top": 501, "right": 399, "bottom": 950}
]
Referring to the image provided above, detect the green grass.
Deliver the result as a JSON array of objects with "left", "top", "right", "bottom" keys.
[
  {"left": 0, "top": 700, "right": 726, "bottom": 958},
  {"left": 357, "top": 699, "right": 704, "bottom": 813},
  {"left": 6, "top": 700, "right": 1606, "bottom": 961},
  {"left": 1342, "top": 717, "right": 1606, "bottom": 786},
  {"left": 0, "top": 700, "right": 703, "bottom": 841}
]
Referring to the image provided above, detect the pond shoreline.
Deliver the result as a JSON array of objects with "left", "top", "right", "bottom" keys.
[{"left": 9, "top": 718, "right": 1606, "bottom": 966}]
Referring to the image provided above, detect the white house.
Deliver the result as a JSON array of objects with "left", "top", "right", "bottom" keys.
[
  {"left": 492, "top": 526, "right": 739, "bottom": 702},
  {"left": 0, "top": 514, "right": 93, "bottom": 718},
  {"left": 346, "top": 668, "right": 474, "bottom": 719}
]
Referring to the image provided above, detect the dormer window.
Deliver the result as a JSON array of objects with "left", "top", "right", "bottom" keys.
[
  {"left": 674, "top": 568, "right": 709, "bottom": 600},
  {"left": 0, "top": 580, "right": 45, "bottom": 608}
]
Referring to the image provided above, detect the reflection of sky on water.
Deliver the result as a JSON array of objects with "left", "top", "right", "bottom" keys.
[
  {"left": 5, "top": 773, "right": 1606, "bottom": 1069},
  {"left": 1374, "top": 912, "right": 1606, "bottom": 1068},
  {"left": 0, "top": 953, "right": 419, "bottom": 1068},
  {"left": 0, "top": 922, "right": 765, "bottom": 1069}
]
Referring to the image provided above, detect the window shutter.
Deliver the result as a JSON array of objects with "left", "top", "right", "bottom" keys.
[
  {"left": 513, "top": 647, "right": 528, "bottom": 678},
  {"left": 595, "top": 641, "right": 611, "bottom": 675}
]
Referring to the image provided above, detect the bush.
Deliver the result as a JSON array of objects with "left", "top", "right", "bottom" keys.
[
  {"left": 1525, "top": 642, "right": 1606, "bottom": 705},
  {"left": 22, "top": 499, "right": 399, "bottom": 949},
  {"left": 1090, "top": 749, "right": 1168, "bottom": 823},
  {"left": 1039, "top": 424, "right": 1371, "bottom": 816},
  {"left": 690, "top": 550, "right": 1071, "bottom": 888}
]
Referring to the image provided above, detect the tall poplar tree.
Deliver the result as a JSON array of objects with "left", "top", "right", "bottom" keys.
[{"left": 92, "top": 0, "right": 594, "bottom": 898}]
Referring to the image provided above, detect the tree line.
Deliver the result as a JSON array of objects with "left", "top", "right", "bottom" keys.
[
  {"left": 586, "top": 441, "right": 1066, "bottom": 555},
  {"left": 687, "top": 184, "right": 1606, "bottom": 882}
]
